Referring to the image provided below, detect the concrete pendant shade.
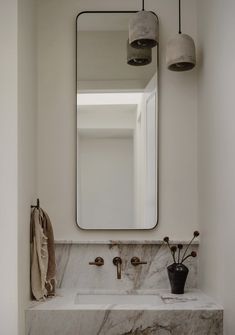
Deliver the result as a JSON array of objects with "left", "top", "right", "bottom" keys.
[
  {"left": 127, "top": 40, "right": 152, "bottom": 66},
  {"left": 166, "top": 33, "right": 196, "bottom": 71},
  {"left": 129, "top": 11, "right": 158, "bottom": 49}
]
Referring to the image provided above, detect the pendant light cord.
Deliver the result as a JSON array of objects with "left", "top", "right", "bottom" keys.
[
  {"left": 142, "top": 0, "right": 145, "bottom": 11},
  {"left": 179, "top": 0, "right": 182, "bottom": 34}
]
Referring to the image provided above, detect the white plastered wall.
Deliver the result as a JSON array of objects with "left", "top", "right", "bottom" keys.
[
  {"left": 37, "top": 0, "right": 198, "bottom": 241},
  {"left": 18, "top": 0, "right": 37, "bottom": 334},
  {"left": 0, "top": 0, "right": 37, "bottom": 334},
  {"left": 197, "top": 0, "right": 235, "bottom": 333},
  {"left": 0, "top": 1, "right": 18, "bottom": 334},
  {"left": 79, "top": 136, "right": 134, "bottom": 229},
  {"left": 0, "top": 0, "right": 198, "bottom": 334}
]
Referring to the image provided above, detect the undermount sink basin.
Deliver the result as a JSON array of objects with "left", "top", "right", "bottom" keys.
[{"left": 75, "top": 292, "right": 162, "bottom": 305}]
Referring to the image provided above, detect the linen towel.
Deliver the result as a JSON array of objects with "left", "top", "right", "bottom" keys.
[{"left": 30, "top": 207, "right": 56, "bottom": 300}]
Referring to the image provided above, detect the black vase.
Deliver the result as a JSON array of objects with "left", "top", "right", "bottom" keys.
[{"left": 167, "top": 263, "right": 189, "bottom": 294}]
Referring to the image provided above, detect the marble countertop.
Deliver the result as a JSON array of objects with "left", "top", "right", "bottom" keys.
[
  {"left": 54, "top": 240, "right": 199, "bottom": 245},
  {"left": 28, "top": 289, "right": 222, "bottom": 311}
]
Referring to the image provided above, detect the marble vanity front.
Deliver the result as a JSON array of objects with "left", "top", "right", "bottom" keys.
[
  {"left": 26, "top": 289, "right": 223, "bottom": 335},
  {"left": 26, "top": 241, "right": 223, "bottom": 334}
]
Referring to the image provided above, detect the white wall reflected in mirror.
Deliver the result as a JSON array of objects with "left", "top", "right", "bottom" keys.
[{"left": 77, "top": 79, "right": 157, "bottom": 229}]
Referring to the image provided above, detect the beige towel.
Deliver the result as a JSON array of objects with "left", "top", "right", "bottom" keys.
[
  {"left": 41, "top": 209, "right": 56, "bottom": 296},
  {"left": 30, "top": 208, "right": 56, "bottom": 300}
]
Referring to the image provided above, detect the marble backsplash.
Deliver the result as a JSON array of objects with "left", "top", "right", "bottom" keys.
[{"left": 55, "top": 241, "right": 199, "bottom": 291}]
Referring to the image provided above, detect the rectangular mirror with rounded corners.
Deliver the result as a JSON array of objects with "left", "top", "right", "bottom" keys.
[{"left": 76, "top": 11, "right": 159, "bottom": 229}]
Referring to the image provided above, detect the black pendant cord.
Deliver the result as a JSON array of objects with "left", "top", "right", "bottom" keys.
[
  {"left": 142, "top": 0, "right": 145, "bottom": 11},
  {"left": 179, "top": 0, "right": 182, "bottom": 34}
]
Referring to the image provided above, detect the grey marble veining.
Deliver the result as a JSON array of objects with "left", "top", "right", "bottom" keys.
[
  {"left": 27, "top": 242, "right": 223, "bottom": 335},
  {"left": 26, "top": 289, "right": 223, "bottom": 335},
  {"left": 55, "top": 242, "right": 198, "bottom": 290},
  {"left": 26, "top": 309, "right": 223, "bottom": 335}
]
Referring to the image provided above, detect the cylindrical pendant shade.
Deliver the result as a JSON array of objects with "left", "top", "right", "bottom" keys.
[
  {"left": 127, "top": 40, "right": 152, "bottom": 66},
  {"left": 129, "top": 11, "right": 158, "bottom": 49},
  {"left": 166, "top": 34, "right": 196, "bottom": 71}
]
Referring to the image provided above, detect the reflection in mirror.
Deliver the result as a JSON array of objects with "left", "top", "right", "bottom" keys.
[{"left": 76, "top": 12, "right": 158, "bottom": 229}]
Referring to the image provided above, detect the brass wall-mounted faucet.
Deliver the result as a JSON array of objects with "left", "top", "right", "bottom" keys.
[
  {"left": 88, "top": 256, "right": 147, "bottom": 277},
  {"left": 131, "top": 257, "right": 147, "bottom": 266},
  {"left": 89, "top": 257, "right": 104, "bottom": 266},
  {"left": 113, "top": 257, "right": 122, "bottom": 279}
]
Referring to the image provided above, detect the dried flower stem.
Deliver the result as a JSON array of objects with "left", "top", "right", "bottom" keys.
[
  {"left": 178, "top": 249, "right": 181, "bottom": 263},
  {"left": 181, "top": 236, "right": 196, "bottom": 263},
  {"left": 163, "top": 233, "right": 198, "bottom": 265},
  {"left": 170, "top": 246, "right": 177, "bottom": 263},
  {"left": 181, "top": 254, "right": 192, "bottom": 263},
  {"left": 163, "top": 238, "right": 178, "bottom": 263},
  {"left": 177, "top": 244, "right": 183, "bottom": 263},
  {"left": 164, "top": 239, "right": 173, "bottom": 258},
  {"left": 166, "top": 241, "right": 172, "bottom": 254},
  {"left": 182, "top": 251, "right": 197, "bottom": 264}
]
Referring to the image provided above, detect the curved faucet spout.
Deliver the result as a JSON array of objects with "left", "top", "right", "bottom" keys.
[{"left": 113, "top": 257, "right": 122, "bottom": 279}]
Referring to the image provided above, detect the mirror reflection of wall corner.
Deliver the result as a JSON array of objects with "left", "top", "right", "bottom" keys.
[{"left": 76, "top": 12, "right": 158, "bottom": 230}]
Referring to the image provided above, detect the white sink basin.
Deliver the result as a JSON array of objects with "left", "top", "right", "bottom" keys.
[{"left": 75, "top": 292, "right": 162, "bottom": 305}]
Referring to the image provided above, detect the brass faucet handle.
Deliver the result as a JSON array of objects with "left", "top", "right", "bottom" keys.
[
  {"left": 113, "top": 257, "right": 122, "bottom": 266},
  {"left": 89, "top": 257, "right": 104, "bottom": 266},
  {"left": 131, "top": 257, "right": 147, "bottom": 266}
]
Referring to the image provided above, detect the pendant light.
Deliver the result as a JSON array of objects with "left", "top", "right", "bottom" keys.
[
  {"left": 129, "top": 0, "right": 159, "bottom": 49},
  {"left": 127, "top": 40, "right": 152, "bottom": 66},
  {"left": 166, "top": 0, "right": 196, "bottom": 71}
]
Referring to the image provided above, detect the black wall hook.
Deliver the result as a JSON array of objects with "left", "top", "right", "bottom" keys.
[{"left": 31, "top": 198, "right": 40, "bottom": 209}]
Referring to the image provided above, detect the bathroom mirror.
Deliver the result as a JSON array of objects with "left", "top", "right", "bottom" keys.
[{"left": 76, "top": 11, "right": 159, "bottom": 229}]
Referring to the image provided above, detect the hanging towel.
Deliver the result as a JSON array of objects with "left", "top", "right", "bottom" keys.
[{"left": 30, "top": 208, "right": 56, "bottom": 301}]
